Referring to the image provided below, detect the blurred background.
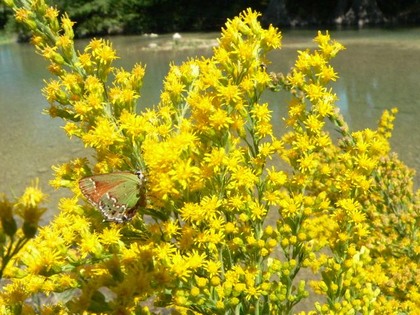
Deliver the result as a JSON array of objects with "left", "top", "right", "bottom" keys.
[{"left": 2, "top": 0, "right": 420, "bottom": 38}]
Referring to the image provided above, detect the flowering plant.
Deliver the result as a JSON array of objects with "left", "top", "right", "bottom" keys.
[
  {"left": 0, "top": 180, "right": 46, "bottom": 279},
  {"left": 1, "top": 0, "right": 419, "bottom": 314}
]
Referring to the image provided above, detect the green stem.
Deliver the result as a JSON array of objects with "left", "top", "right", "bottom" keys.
[{"left": 0, "top": 236, "right": 29, "bottom": 279}]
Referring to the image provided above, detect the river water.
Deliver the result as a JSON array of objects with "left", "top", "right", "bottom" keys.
[{"left": 1, "top": 29, "right": 420, "bottom": 222}]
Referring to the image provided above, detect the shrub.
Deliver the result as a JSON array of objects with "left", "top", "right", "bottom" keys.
[{"left": 1, "top": 1, "right": 419, "bottom": 314}]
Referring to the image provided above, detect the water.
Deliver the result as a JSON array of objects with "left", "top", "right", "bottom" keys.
[{"left": 1, "top": 30, "right": 420, "bottom": 222}]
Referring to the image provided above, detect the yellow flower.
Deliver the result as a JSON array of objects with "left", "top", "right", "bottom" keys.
[
  {"left": 249, "top": 201, "right": 267, "bottom": 221},
  {"left": 86, "top": 38, "right": 101, "bottom": 52},
  {"left": 293, "top": 133, "right": 316, "bottom": 152},
  {"left": 170, "top": 158, "right": 201, "bottom": 190},
  {"left": 355, "top": 223, "right": 369, "bottom": 238},
  {"left": 15, "top": 8, "right": 30, "bottom": 23},
  {"left": 17, "top": 179, "right": 47, "bottom": 208},
  {"left": 179, "top": 224, "right": 197, "bottom": 250},
  {"left": 54, "top": 273, "right": 78, "bottom": 290},
  {"left": 251, "top": 103, "right": 271, "bottom": 121},
  {"left": 179, "top": 203, "right": 202, "bottom": 224},
  {"left": 1, "top": 280, "right": 29, "bottom": 304},
  {"left": 189, "top": 93, "right": 213, "bottom": 114},
  {"left": 131, "top": 63, "right": 146, "bottom": 82},
  {"left": 6, "top": 4, "right": 419, "bottom": 313},
  {"left": 200, "top": 195, "right": 222, "bottom": 222},
  {"left": 240, "top": 76, "right": 256, "bottom": 96},
  {"left": 61, "top": 73, "right": 82, "bottom": 93},
  {"left": 205, "top": 260, "right": 221, "bottom": 277},
  {"left": 195, "top": 276, "right": 208, "bottom": 288},
  {"left": 317, "top": 64, "right": 339, "bottom": 82},
  {"left": 214, "top": 43, "right": 231, "bottom": 64},
  {"left": 43, "top": 80, "right": 63, "bottom": 103},
  {"left": 229, "top": 166, "right": 257, "bottom": 190},
  {"left": 203, "top": 147, "right": 226, "bottom": 173},
  {"left": 185, "top": 250, "right": 207, "bottom": 270},
  {"left": 93, "top": 40, "right": 118, "bottom": 64},
  {"left": 190, "top": 286, "right": 200, "bottom": 297},
  {"left": 262, "top": 23, "right": 282, "bottom": 48},
  {"left": 82, "top": 117, "right": 123, "bottom": 149},
  {"left": 258, "top": 142, "right": 274, "bottom": 159},
  {"left": 21, "top": 245, "right": 64, "bottom": 275},
  {"left": 336, "top": 198, "right": 366, "bottom": 225},
  {"left": 279, "top": 194, "right": 303, "bottom": 217},
  {"left": 99, "top": 227, "right": 122, "bottom": 246},
  {"left": 224, "top": 222, "right": 237, "bottom": 234},
  {"left": 155, "top": 242, "right": 176, "bottom": 262},
  {"left": 79, "top": 231, "right": 102, "bottom": 258},
  {"left": 56, "top": 35, "right": 72, "bottom": 50},
  {"left": 163, "top": 219, "right": 180, "bottom": 239},
  {"left": 108, "top": 86, "right": 139, "bottom": 106},
  {"left": 227, "top": 194, "right": 246, "bottom": 211},
  {"left": 305, "top": 83, "right": 325, "bottom": 102},
  {"left": 79, "top": 53, "right": 93, "bottom": 71},
  {"left": 297, "top": 153, "right": 319, "bottom": 173},
  {"left": 84, "top": 75, "right": 104, "bottom": 94},
  {"left": 217, "top": 83, "right": 242, "bottom": 104},
  {"left": 255, "top": 120, "right": 273, "bottom": 138},
  {"left": 236, "top": 41, "right": 255, "bottom": 63},
  {"left": 81, "top": 94, "right": 105, "bottom": 116},
  {"left": 288, "top": 99, "right": 306, "bottom": 119},
  {"left": 295, "top": 49, "right": 311, "bottom": 71},
  {"left": 171, "top": 252, "right": 192, "bottom": 282},
  {"left": 245, "top": 284, "right": 262, "bottom": 301},
  {"left": 315, "top": 31, "right": 345, "bottom": 58},
  {"left": 114, "top": 68, "right": 131, "bottom": 84},
  {"left": 313, "top": 31, "right": 331, "bottom": 46},
  {"left": 263, "top": 190, "right": 282, "bottom": 206},
  {"left": 234, "top": 282, "right": 246, "bottom": 295},
  {"left": 309, "top": 51, "right": 327, "bottom": 68},
  {"left": 209, "top": 108, "right": 234, "bottom": 130},
  {"left": 73, "top": 101, "right": 90, "bottom": 120},
  {"left": 150, "top": 172, "right": 178, "bottom": 202},
  {"left": 197, "top": 229, "right": 224, "bottom": 248},
  {"left": 349, "top": 210, "right": 367, "bottom": 225},
  {"left": 266, "top": 167, "right": 287, "bottom": 186},
  {"left": 164, "top": 66, "right": 186, "bottom": 97},
  {"left": 304, "top": 114, "right": 325, "bottom": 134},
  {"left": 355, "top": 153, "right": 377, "bottom": 172},
  {"left": 315, "top": 96, "right": 336, "bottom": 117},
  {"left": 288, "top": 69, "right": 305, "bottom": 87}
]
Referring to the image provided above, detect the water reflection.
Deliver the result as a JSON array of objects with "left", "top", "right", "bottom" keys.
[{"left": 1, "top": 30, "right": 420, "bottom": 221}]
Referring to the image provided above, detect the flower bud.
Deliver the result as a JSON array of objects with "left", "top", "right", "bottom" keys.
[
  {"left": 1, "top": 217, "right": 17, "bottom": 237},
  {"left": 22, "top": 221, "right": 37, "bottom": 238}
]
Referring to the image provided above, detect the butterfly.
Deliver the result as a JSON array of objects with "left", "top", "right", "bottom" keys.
[{"left": 79, "top": 171, "right": 146, "bottom": 223}]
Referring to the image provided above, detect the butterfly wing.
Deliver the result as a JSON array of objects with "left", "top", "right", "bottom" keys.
[{"left": 79, "top": 171, "right": 146, "bottom": 223}]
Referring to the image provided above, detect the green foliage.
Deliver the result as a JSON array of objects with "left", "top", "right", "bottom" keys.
[
  {"left": 49, "top": 0, "right": 268, "bottom": 36},
  {"left": 53, "top": 0, "right": 125, "bottom": 36},
  {"left": 3, "top": 0, "right": 420, "bottom": 37}
]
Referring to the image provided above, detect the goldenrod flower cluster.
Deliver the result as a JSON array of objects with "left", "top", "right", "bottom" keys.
[
  {"left": 1, "top": 1, "right": 419, "bottom": 314},
  {"left": 0, "top": 179, "right": 46, "bottom": 280}
]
